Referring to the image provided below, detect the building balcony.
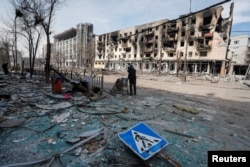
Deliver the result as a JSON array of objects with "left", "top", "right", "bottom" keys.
[
  {"left": 144, "top": 31, "right": 154, "bottom": 36},
  {"left": 97, "top": 46, "right": 104, "bottom": 50},
  {"left": 204, "top": 32, "right": 213, "bottom": 38},
  {"left": 144, "top": 39, "right": 154, "bottom": 44},
  {"left": 166, "top": 27, "right": 178, "bottom": 33},
  {"left": 196, "top": 44, "right": 212, "bottom": 50},
  {"left": 144, "top": 48, "right": 158, "bottom": 53},
  {"left": 163, "top": 47, "right": 176, "bottom": 52}
]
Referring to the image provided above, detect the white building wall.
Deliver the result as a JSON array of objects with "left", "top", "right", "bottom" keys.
[{"left": 228, "top": 35, "right": 249, "bottom": 65}]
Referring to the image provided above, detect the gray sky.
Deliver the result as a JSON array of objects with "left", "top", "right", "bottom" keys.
[
  {"left": 0, "top": 0, "right": 250, "bottom": 55},
  {"left": 1, "top": 0, "right": 250, "bottom": 35}
]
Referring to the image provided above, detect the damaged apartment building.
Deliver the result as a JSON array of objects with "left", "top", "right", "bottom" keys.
[
  {"left": 53, "top": 23, "right": 94, "bottom": 68},
  {"left": 94, "top": 3, "right": 234, "bottom": 76}
]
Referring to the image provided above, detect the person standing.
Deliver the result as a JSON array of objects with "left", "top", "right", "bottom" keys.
[
  {"left": 0, "top": 47, "right": 9, "bottom": 75},
  {"left": 127, "top": 64, "right": 136, "bottom": 95}
]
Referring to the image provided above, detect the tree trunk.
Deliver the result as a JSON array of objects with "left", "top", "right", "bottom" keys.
[{"left": 45, "top": 35, "right": 51, "bottom": 84}]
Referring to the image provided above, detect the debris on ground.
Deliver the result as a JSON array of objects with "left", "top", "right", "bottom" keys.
[{"left": 0, "top": 71, "right": 249, "bottom": 167}]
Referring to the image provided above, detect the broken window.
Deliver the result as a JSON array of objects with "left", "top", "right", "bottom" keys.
[
  {"left": 181, "top": 31, "right": 185, "bottom": 37},
  {"left": 180, "top": 41, "right": 185, "bottom": 47},
  {"left": 191, "top": 19, "right": 196, "bottom": 24},
  {"left": 190, "top": 30, "right": 195, "bottom": 36},
  {"left": 200, "top": 51, "right": 207, "bottom": 57},
  {"left": 182, "top": 20, "right": 187, "bottom": 26},
  {"left": 188, "top": 51, "right": 192, "bottom": 57},
  {"left": 180, "top": 52, "right": 184, "bottom": 57},
  {"left": 234, "top": 40, "right": 239, "bottom": 45},
  {"left": 189, "top": 41, "right": 194, "bottom": 46},
  {"left": 203, "top": 15, "right": 212, "bottom": 25},
  {"left": 168, "top": 53, "right": 174, "bottom": 57},
  {"left": 125, "top": 47, "right": 131, "bottom": 52}
]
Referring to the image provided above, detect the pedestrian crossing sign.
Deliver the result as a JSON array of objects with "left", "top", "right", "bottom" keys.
[{"left": 118, "top": 122, "right": 168, "bottom": 160}]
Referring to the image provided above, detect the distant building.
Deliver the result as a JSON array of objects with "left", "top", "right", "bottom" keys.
[
  {"left": 53, "top": 23, "right": 94, "bottom": 68},
  {"left": 227, "top": 35, "right": 250, "bottom": 75},
  {"left": 42, "top": 43, "right": 56, "bottom": 66},
  {"left": 94, "top": 3, "right": 234, "bottom": 77},
  {"left": 22, "top": 57, "right": 44, "bottom": 69}
]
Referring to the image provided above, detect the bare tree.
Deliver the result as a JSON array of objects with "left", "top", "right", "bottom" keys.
[
  {"left": 13, "top": 0, "right": 65, "bottom": 83},
  {"left": 0, "top": 35, "right": 13, "bottom": 66},
  {"left": 13, "top": 7, "right": 42, "bottom": 77},
  {"left": 0, "top": 11, "right": 18, "bottom": 69}
]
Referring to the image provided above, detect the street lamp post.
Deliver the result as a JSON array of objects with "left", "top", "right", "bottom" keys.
[{"left": 14, "top": 9, "right": 23, "bottom": 71}]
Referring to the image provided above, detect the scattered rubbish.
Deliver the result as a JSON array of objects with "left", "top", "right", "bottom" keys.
[
  {"left": 21, "top": 95, "right": 43, "bottom": 102},
  {"left": 0, "top": 118, "right": 26, "bottom": 128},
  {"left": 0, "top": 92, "right": 11, "bottom": 99},
  {"left": 211, "top": 77, "right": 219, "bottom": 83},
  {"left": 0, "top": 83, "right": 7, "bottom": 87},
  {"left": 89, "top": 93, "right": 107, "bottom": 102},
  {"left": 62, "top": 127, "right": 104, "bottom": 154},
  {"left": 13, "top": 137, "right": 27, "bottom": 143},
  {"left": 158, "top": 151, "right": 182, "bottom": 167},
  {"left": 173, "top": 104, "right": 199, "bottom": 114},
  {"left": 45, "top": 92, "right": 72, "bottom": 100},
  {"left": 73, "top": 147, "right": 82, "bottom": 156},
  {"left": 35, "top": 102, "right": 73, "bottom": 110},
  {"left": 121, "top": 107, "right": 129, "bottom": 114},
  {"left": 78, "top": 128, "right": 104, "bottom": 138},
  {"left": 164, "top": 128, "right": 196, "bottom": 139},
  {"left": 57, "top": 130, "right": 69, "bottom": 138},
  {"left": 67, "top": 137, "right": 81, "bottom": 144},
  {"left": 51, "top": 112, "right": 70, "bottom": 123}
]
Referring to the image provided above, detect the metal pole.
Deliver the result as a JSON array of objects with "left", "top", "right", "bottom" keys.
[
  {"left": 183, "top": 19, "right": 189, "bottom": 82},
  {"left": 14, "top": 16, "right": 17, "bottom": 71}
]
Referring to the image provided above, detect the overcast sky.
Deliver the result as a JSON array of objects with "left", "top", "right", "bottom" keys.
[
  {"left": 1, "top": 0, "right": 250, "bottom": 35},
  {"left": 0, "top": 0, "right": 250, "bottom": 55}
]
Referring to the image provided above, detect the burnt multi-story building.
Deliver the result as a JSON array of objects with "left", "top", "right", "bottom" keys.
[
  {"left": 53, "top": 23, "right": 94, "bottom": 68},
  {"left": 94, "top": 2, "right": 234, "bottom": 77}
]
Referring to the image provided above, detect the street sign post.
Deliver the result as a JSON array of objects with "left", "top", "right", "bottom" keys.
[{"left": 118, "top": 122, "right": 168, "bottom": 160}]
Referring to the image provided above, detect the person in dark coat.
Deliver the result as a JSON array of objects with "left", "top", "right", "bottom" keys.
[{"left": 127, "top": 64, "right": 136, "bottom": 95}]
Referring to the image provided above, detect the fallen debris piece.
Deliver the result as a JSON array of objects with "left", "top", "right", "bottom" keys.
[
  {"left": 62, "top": 127, "right": 104, "bottom": 154},
  {"left": 67, "top": 137, "right": 81, "bottom": 144},
  {"left": 67, "top": 128, "right": 104, "bottom": 144},
  {"left": 173, "top": 104, "right": 199, "bottom": 114},
  {"left": 89, "top": 93, "right": 107, "bottom": 102},
  {"left": 158, "top": 151, "right": 182, "bottom": 167},
  {"left": 35, "top": 102, "right": 72, "bottom": 110},
  {"left": 0, "top": 83, "right": 7, "bottom": 87},
  {"left": 13, "top": 137, "right": 27, "bottom": 143},
  {"left": 0, "top": 92, "right": 11, "bottom": 99},
  {"left": 45, "top": 92, "right": 72, "bottom": 100},
  {"left": 121, "top": 107, "right": 129, "bottom": 114},
  {"left": 73, "top": 147, "right": 83, "bottom": 156},
  {"left": 0, "top": 118, "right": 26, "bottom": 128},
  {"left": 164, "top": 128, "right": 196, "bottom": 138},
  {"left": 78, "top": 128, "right": 104, "bottom": 138},
  {"left": 51, "top": 112, "right": 70, "bottom": 123}
]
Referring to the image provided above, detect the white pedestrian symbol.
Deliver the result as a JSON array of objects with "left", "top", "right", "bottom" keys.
[{"left": 132, "top": 130, "right": 161, "bottom": 153}]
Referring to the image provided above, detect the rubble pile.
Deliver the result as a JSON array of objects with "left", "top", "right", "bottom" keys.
[{"left": 0, "top": 72, "right": 249, "bottom": 167}]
